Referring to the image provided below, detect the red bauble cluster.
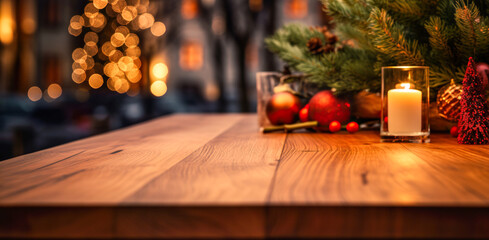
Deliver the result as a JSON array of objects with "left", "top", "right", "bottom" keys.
[
  {"left": 265, "top": 90, "right": 358, "bottom": 133},
  {"left": 266, "top": 92, "right": 301, "bottom": 125},
  {"left": 308, "top": 90, "right": 350, "bottom": 131}
]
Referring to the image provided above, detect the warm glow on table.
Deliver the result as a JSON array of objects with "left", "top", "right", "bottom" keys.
[{"left": 387, "top": 83, "right": 422, "bottom": 134}]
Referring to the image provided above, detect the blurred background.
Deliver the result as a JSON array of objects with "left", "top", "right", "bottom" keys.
[{"left": 0, "top": 0, "right": 331, "bottom": 160}]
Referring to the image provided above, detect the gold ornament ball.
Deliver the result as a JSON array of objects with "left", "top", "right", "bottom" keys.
[{"left": 437, "top": 79, "right": 463, "bottom": 122}]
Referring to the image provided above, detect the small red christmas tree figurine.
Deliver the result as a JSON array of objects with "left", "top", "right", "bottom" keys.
[{"left": 458, "top": 57, "right": 489, "bottom": 144}]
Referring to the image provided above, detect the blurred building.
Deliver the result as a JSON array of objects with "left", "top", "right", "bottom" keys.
[{"left": 0, "top": 0, "right": 328, "bottom": 160}]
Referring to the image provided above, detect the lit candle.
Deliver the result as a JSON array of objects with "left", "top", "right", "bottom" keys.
[{"left": 387, "top": 83, "right": 422, "bottom": 134}]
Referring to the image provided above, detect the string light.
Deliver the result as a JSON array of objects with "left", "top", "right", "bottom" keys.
[{"left": 70, "top": 0, "right": 161, "bottom": 97}]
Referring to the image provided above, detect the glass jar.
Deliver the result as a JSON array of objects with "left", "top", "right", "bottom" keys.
[
  {"left": 380, "top": 66, "right": 430, "bottom": 143},
  {"left": 256, "top": 72, "right": 305, "bottom": 128}
]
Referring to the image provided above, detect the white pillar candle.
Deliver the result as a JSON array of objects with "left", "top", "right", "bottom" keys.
[{"left": 387, "top": 83, "right": 422, "bottom": 134}]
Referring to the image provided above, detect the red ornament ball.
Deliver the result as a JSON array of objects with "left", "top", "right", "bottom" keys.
[
  {"left": 329, "top": 120, "right": 341, "bottom": 133},
  {"left": 266, "top": 92, "right": 301, "bottom": 125},
  {"left": 346, "top": 121, "right": 359, "bottom": 133},
  {"left": 308, "top": 90, "right": 350, "bottom": 131},
  {"left": 299, "top": 104, "right": 310, "bottom": 122},
  {"left": 450, "top": 126, "right": 458, "bottom": 138}
]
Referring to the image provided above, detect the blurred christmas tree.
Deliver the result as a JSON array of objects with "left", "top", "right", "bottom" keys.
[{"left": 265, "top": 0, "right": 489, "bottom": 97}]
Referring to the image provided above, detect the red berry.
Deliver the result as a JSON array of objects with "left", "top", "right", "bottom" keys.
[
  {"left": 329, "top": 120, "right": 341, "bottom": 133},
  {"left": 346, "top": 121, "right": 359, "bottom": 133},
  {"left": 450, "top": 126, "right": 458, "bottom": 138},
  {"left": 299, "top": 104, "right": 310, "bottom": 122}
]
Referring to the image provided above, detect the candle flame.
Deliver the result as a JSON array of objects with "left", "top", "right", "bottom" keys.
[{"left": 400, "top": 83, "right": 410, "bottom": 89}]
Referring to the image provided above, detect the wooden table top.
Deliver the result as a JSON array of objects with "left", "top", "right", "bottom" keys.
[{"left": 1, "top": 114, "right": 489, "bottom": 239}]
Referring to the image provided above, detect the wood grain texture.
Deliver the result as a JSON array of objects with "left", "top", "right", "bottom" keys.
[
  {"left": 0, "top": 114, "right": 244, "bottom": 204},
  {"left": 123, "top": 116, "right": 286, "bottom": 204},
  {"left": 1, "top": 114, "right": 489, "bottom": 239},
  {"left": 267, "top": 131, "right": 489, "bottom": 238},
  {"left": 269, "top": 132, "right": 489, "bottom": 205}
]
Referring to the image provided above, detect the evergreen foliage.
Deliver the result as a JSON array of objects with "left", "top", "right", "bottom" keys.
[{"left": 265, "top": 0, "right": 489, "bottom": 97}]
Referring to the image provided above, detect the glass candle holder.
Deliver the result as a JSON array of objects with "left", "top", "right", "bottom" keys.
[
  {"left": 256, "top": 72, "right": 305, "bottom": 128},
  {"left": 381, "top": 66, "right": 430, "bottom": 143}
]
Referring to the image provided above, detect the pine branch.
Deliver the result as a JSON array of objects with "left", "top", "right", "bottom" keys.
[
  {"left": 454, "top": 1, "right": 480, "bottom": 60},
  {"left": 368, "top": 8, "right": 426, "bottom": 66},
  {"left": 425, "top": 16, "right": 455, "bottom": 64},
  {"left": 335, "top": 23, "right": 371, "bottom": 49},
  {"left": 322, "top": 0, "right": 370, "bottom": 29}
]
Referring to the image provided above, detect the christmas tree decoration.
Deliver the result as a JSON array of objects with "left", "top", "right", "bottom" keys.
[
  {"left": 329, "top": 121, "right": 341, "bottom": 133},
  {"left": 451, "top": 126, "right": 459, "bottom": 138},
  {"left": 346, "top": 122, "right": 359, "bottom": 133},
  {"left": 299, "top": 104, "right": 310, "bottom": 122},
  {"left": 308, "top": 90, "right": 350, "bottom": 131},
  {"left": 437, "top": 79, "right": 463, "bottom": 122},
  {"left": 266, "top": 1, "right": 489, "bottom": 96},
  {"left": 266, "top": 92, "right": 301, "bottom": 125},
  {"left": 458, "top": 57, "right": 489, "bottom": 145}
]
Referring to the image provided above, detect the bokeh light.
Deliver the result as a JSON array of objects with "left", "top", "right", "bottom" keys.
[
  {"left": 27, "top": 86, "right": 42, "bottom": 102},
  {"left": 111, "top": 0, "right": 127, "bottom": 13},
  {"left": 93, "top": 0, "right": 109, "bottom": 9},
  {"left": 125, "top": 46, "right": 141, "bottom": 58},
  {"left": 109, "top": 49, "right": 123, "bottom": 62},
  {"left": 137, "top": 13, "right": 154, "bottom": 29},
  {"left": 84, "top": 31, "right": 99, "bottom": 43},
  {"left": 84, "top": 41, "right": 98, "bottom": 56},
  {"left": 151, "top": 21, "right": 166, "bottom": 37},
  {"left": 0, "top": 0, "right": 15, "bottom": 44},
  {"left": 152, "top": 62, "right": 168, "bottom": 80},
  {"left": 115, "top": 26, "right": 130, "bottom": 36},
  {"left": 72, "top": 48, "right": 88, "bottom": 63},
  {"left": 110, "top": 32, "right": 125, "bottom": 47},
  {"left": 124, "top": 33, "right": 139, "bottom": 47},
  {"left": 70, "top": 0, "right": 156, "bottom": 96},
  {"left": 101, "top": 41, "right": 116, "bottom": 56},
  {"left": 47, "top": 83, "right": 62, "bottom": 99},
  {"left": 121, "top": 6, "right": 138, "bottom": 21},
  {"left": 181, "top": 0, "right": 198, "bottom": 19},
  {"left": 89, "top": 74, "right": 104, "bottom": 89},
  {"left": 72, "top": 68, "right": 87, "bottom": 83},
  {"left": 104, "top": 62, "right": 120, "bottom": 77},
  {"left": 84, "top": 3, "right": 99, "bottom": 18},
  {"left": 150, "top": 81, "right": 167, "bottom": 97},
  {"left": 126, "top": 68, "right": 141, "bottom": 83}
]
